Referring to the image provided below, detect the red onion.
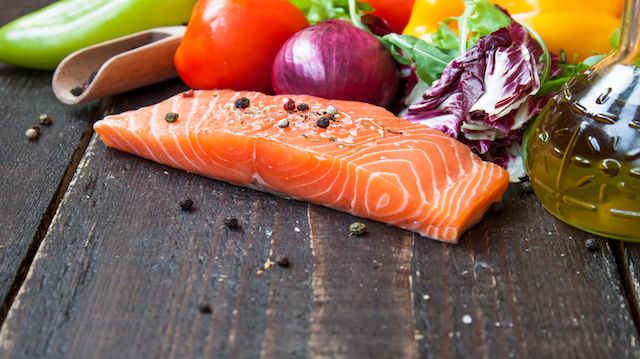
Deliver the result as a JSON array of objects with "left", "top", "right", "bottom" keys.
[{"left": 272, "top": 20, "right": 399, "bottom": 108}]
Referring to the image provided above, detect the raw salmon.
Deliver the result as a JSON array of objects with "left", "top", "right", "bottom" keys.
[{"left": 94, "top": 90, "right": 509, "bottom": 243}]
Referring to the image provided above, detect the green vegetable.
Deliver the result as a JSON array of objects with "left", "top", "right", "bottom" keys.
[
  {"left": 0, "top": 0, "right": 196, "bottom": 70},
  {"left": 457, "top": 0, "right": 511, "bottom": 53},
  {"left": 380, "top": 0, "right": 513, "bottom": 84},
  {"left": 291, "top": 0, "right": 372, "bottom": 25},
  {"left": 381, "top": 34, "right": 453, "bottom": 85}
]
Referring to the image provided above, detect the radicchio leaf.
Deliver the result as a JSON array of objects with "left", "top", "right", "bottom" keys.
[{"left": 402, "top": 23, "right": 546, "bottom": 181}]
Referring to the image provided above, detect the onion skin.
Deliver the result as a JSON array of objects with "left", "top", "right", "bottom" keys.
[{"left": 272, "top": 20, "right": 399, "bottom": 108}]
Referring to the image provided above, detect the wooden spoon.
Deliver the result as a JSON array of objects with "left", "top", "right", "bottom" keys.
[{"left": 52, "top": 26, "right": 186, "bottom": 105}]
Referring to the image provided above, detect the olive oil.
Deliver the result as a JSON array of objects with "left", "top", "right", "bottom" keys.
[
  {"left": 525, "top": 0, "right": 640, "bottom": 241},
  {"left": 525, "top": 64, "right": 640, "bottom": 240}
]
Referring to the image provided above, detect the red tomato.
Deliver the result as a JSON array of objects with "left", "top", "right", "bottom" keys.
[
  {"left": 175, "top": 0, "right": 309, "bottom": 93},
  {"left": 365, "top": 0, "right": 415, "bottom": 33}
]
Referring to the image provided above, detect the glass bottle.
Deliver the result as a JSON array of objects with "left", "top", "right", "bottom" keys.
[{"left": 524, "top": 0, "right": 640, "bottom": 241}]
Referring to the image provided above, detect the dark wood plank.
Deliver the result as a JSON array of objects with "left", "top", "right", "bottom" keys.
[
  {"left": 0, "top": 0, "right": 99, "bottom": 318},
  {"left": 0, "top": 81, "right": 316, "bottom": 358},
  {"left": 307, "top": 205, "right": 418, "bottom": 358},
  {"left": 412, "top": 188, "right": 640, "bottom": 358},
  {"left": 619, "top": 243, "right": 640, "bottom": 335}
]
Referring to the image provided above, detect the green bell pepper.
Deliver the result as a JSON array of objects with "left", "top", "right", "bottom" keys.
[{"left": 0, "top": 0, "right": 196, "bottom": 70}]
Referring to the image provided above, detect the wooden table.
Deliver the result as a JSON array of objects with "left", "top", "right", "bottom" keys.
[{"left": 1, "top": 2, "right": 640, "bottom": 358}]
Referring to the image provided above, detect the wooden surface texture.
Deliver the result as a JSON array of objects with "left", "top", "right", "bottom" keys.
[{"left": 0, "top": 1, "right": 639, "bottom": 358}]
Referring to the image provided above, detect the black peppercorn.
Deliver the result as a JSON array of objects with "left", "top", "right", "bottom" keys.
[
  {"left": 489, "top": 202, "right": 504, "bottom": 215},
  {"left": 198, "top": 304, "right": 212, "bottom": 314},
  {"left": 70, "top": 86, "right": 84, "bottom": 97},
  {"left": 585, "top": 238, "right": 599, "bottom": 252},
  {"left": 224, "top": 217, "right": 239, "bottom": 228},
  {"left": 235, "top": 97, "right": 250, "bottom": 109},
  {"left": 297, "top": 103, "right": 309, "bottom": 111},
  {"left": 179, "top": 197, "right": 193, "bottom": 211},
  {"left": 316, "top": 116, "right": 331, "bottom": 129},
  {"left": 276, "top": 257, "right": 290, "bottom": 267},
  {"left": 520, "top": 181, "right": 533, "bottom": 194}
]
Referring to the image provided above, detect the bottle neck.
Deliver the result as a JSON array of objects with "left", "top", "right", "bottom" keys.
[{"left": 619, "top": 0, "right": 640, "bottom": 64}]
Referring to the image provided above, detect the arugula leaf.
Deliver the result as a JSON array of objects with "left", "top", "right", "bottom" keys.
[
  {"left": 610, "top": 27, "right": 621, "bottom": 50},
  {"left": 458, "top": 0, "right": 512, "bottom": 52},
  {"left": 379, "top": 0, "right": 511, "bottom": 84},
  {"left": 381, "top": 33, "right": 455, "bottom": 84},
  {"left": 538, "top": 61, "right": 591, "bottom": 95},
  {"left": 291, "top": 0, "right": 373, "bottom": 25},
  {"left": 430, "top": 20, "right": 460, "bottom": 56}
]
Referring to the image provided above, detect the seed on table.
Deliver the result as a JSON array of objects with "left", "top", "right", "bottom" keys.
[
  {"left": 277, "top": 119, "right": 289, "bottom": 128},
  {"left": 224, "top": 217, "right": 239, "bottom": 228},
  {"left": 198, "top": 304, "right": 212, "bottom": 314},
  {"left": 25, "top": 127, "right": 39, "bottom": 140},
  {"left": 489, "top": 202, "right": 504, "bottom": 215},
  {"left": 326, "top": 105, "right": 338, "bottom": 115},
  {"left": 182, "top": 89, "right": 195, "bottom": 98},
  {"left": 585, "top": 238, "right": 599, "bottom": 252},
  {"left": 297, "top": 103, "right": 309, "bottom": 111},
  {"left": 179, "top": 197, "right": 194, "bottom": 211},
  {"left": 349, "top": 222, "right": 366, "bottom": 236},
  {"left": 38, "top": 113, "right": 52, "bottom": 125},
  {"left": 275, "top": 256, "right": 290, "bottom": 267},
  {"left": 520, "top": 180, "right": 533, "bottom": 194}
]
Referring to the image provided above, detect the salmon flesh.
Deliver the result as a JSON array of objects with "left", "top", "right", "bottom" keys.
[{"left": 94, "top": 90, "right": 509, "bottom": 243}]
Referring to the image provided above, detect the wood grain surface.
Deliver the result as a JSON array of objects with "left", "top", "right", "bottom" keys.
[
  {"left": 0, "top": 0, "right": 99, "bottom": 320},
  {"left": 0, "top": 79, "right": 638, "bottom": 358},
  {"left": 1, "top": 1, "right": 640, "bottom": 358}
]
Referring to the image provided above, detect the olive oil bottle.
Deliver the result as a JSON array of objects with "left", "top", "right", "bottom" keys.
[{"left": 525, "top": 0, "right": 640, "bottom": 241}]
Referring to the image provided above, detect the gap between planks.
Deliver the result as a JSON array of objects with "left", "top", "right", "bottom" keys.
[
  {"left": 611, "top": 240, "right": 640, "bottom": 337},
  {"left": 0, "top": 98, "right": 113, "bottom": 327}
]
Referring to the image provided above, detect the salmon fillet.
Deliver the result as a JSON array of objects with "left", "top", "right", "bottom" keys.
[{"left": 94, "top": 90, "right": 509, "bottom": 243}]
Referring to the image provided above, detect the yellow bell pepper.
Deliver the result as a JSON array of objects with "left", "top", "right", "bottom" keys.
[{"left": 405, "top": 0, "right": 623, "bottom": 61}]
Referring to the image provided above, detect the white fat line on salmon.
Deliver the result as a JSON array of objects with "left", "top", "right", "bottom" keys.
[
  {"left": 126, "top": 112, "right": 159, "bottom": 163},
  {"left": 150, "top": 97, "right": 183, "bottom": 169},
  {"left": 183, "top": 96, "right": 209, "bottom": 170},
  {"left": 167, "top": 96, "right": 201, "bottom": 170}
]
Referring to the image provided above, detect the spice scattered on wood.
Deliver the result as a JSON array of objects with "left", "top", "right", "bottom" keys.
[
  {"left": 386, "top": 129, "right": 403, "bottom": 135},
  {"left": 183, "top": 89, "right": 195, "bottom": 98},
  {"left": 283, "top": 98, "right": 296, "bottom": 112},
  {"left": 275, "top": 257, "right": 290, "bottom": 268},
  {"left": 489, "top": 202, "right": 504, "bottom": 215},
  {"left": 25, "top": 127, "right": 39, "bottom": 140},
  {"left": 585, "top": 238, "right": 600, "bottom": 252},
  {"left": 235, "top": 97, "right": 250, "bottom": 109},
  {"left": 38, "top": 113, "right": 52, "bottom": 126},
  {"left": 70, "top": 71, "right": 98, "bottom": 97},
  {"left": 297, "top": 103, "right": 309, "bottom": 111},
  {"left": 224, "top": 217, "right": 239, "bottom": 229},
  {"left": 165, "top": 112, "right": 179, "bottom": 123},
  {"left": 316, "top": 116, "right": 331, "bottom": 129},
  {"left": 349, "top": 222, "right": 366, "bottom": 236},
  {"left": 326, "top": 105, "right": 338, "bottom": 115},
  {"left": 520, "top": 180, "right": 533, "bottom": 194},
  {"left": 70, "top": 86, "right": 84, "bottom": 97},
  {"left": 179, "top": 197, "right": 194, "bottom": 211},
  {"left": 198, "top": 304, "right": 213, "bottom": 314},
  {"left": 277, "top": 119, "right": 289, "bottom": 128}
]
